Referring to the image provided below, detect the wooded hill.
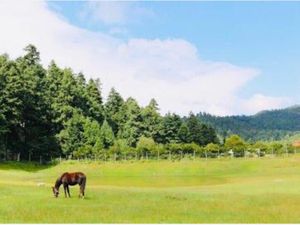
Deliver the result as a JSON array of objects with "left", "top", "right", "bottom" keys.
[{"left": 197, "top": 105, "right": 300, "bottom": 142}]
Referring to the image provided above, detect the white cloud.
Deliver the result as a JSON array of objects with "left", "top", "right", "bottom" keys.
[
  {"left": 83, "top": 2, "right": 127, "bottom": 25},
  {"left": 80, "top": 1, "right": 154, "bottom": 25},
  {"left": 0, "top": 1, "right": 292, "bottom": 116},
  {"left": 241, "top": 94, "right": 292, "bottom": 115}
]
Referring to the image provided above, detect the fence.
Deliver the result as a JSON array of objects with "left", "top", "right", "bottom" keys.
[{"left": 52, "top": 147, "right": 300, "bottom": 163}]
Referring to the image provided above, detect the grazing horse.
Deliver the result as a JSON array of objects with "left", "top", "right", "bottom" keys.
[{"left": 52, "top": 172, "right": 86, "bottom": 199}]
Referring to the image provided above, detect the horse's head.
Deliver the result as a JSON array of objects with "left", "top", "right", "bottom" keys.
[{"left": 52, "top": 186, "right": 59, "bottom": 198}]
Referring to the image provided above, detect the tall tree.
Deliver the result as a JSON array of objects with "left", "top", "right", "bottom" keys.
[
  {"left": 159, "top": 113, "right": 182, "bottom": 144},
  {"left": 100, "top": 119, "right": 115, "bottom": 149},
  {"left": 178, "top": 122, "right": 191, "bottom": 143},
  {"left": 118, "top": 98, "right": 143, "bottom": 147},
  {"left": 14, "top": 44, "right": 57, "bottom": 160},
  {"left": 104, "top": 88, "right": 124, "bottom": 135},
  {"left": 57, "top": 111, "right": 86, "bottom": 157},
  {"left": 46, "top": 61, "right": 64, "bottom": 133},
  {"left": 141, "top": 98, "right": 162, "bottom": 141},
  {"left": 86, "top": 79, "right": 104, "bottom": 124},
  {"left": 73, "top": 72, "right": 89, "bottom": 117},
  {"left": 0, "top": 54, "right": 22, "bottom": 159}
]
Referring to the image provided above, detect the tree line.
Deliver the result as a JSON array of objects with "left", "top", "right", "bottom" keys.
[{"left": 0, "top": 45, "right": 220, "bottom": 162}]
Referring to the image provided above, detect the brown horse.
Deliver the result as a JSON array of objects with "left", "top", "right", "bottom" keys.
[{"left": 52, "top": 172, "right": 86, "bottom": 199}]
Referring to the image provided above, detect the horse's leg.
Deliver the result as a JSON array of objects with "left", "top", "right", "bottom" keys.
[
  {"left": 63, "top": 184, "right": 67, "bottom": 198},
  {"left": 81, "top": 185, "right": 85, "bottom": 199},
  {"left": 78, "top": 184, "right": 82, "bottom": 198},
  {"left": 81, "top": 177, "right": 86, "bottom": 199},
  {"left": 67, "top": 185, "right": 71, "bottom": 198},
  {"left": 78, "top": 180, "right": 84, "bottom": 198}
]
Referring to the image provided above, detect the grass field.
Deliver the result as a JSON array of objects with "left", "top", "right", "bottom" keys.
[{"left": 1, "top": 156, "right": 300, "bottom": 223}]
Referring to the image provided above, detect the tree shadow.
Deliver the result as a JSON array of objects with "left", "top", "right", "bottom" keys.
[{"left": 0, "top": 161, "right": 59, "bottom": 172}]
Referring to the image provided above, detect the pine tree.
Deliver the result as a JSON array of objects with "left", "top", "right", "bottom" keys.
[
  {"left": 118, "top": 98, "right": 143, "bottom": 147},
  {"left": 57, "top": 111, "right": 86, "bottom": 157},
  {"left": 186, "top": 113, "right": 204, "bottom": 146},
  {"left": 46, "top": 61, "right": 64, "bottom": 132},
  {"left": 86, "top": 79, "right": 104, "bottom": 124},
  {"left": 159, "top": 113, "right": 182, "bottom": 144},
  {"left": 100, "top": 119, "right": 115, "bottom": 149},
  {"left": 104, "top": 88, "right": 124, "bottom": 135},
  {"left": 178, "top": 122, "right": 191, "bottom": 143},
  {"left": 13, "top": 44, "right": 57, "bottom": 160},
  {"left": 83, "top": 117, "right": 102, "bottom": 147},
  {"left": 73, "top": 72, "right": 89, "bottom": 117},
  {"left": 141, "top": 98, "right": 162, "bottom": 141}
]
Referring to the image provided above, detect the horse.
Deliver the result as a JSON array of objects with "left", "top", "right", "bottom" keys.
[{"left": 52, "top": 172, "right": 86, "bottom": 199}]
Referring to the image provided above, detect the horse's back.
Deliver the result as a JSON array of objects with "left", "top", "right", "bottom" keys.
[
  {"left": 75, "top": 172, "right": 86, "bottom": 178},
  {"left": 61, "top": 172, "right": 86, "bottom": 185},
  {"left": 61, "top": 172, "right": 86, "bottom": 177}
]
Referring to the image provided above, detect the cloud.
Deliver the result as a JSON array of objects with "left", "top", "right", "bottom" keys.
[
  {"left": 80, "top": 1, "right": 155, "bottom": 25},
  {"left": 0, "top": 1, "right": 292, "bottom": 116},
  {"left": 241, "top": 94, "right": 292, "bottom": 115}
]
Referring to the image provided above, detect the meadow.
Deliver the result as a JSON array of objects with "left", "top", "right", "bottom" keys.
[{"left": 1, "top": 156, "right": 300, "bottom": 223}]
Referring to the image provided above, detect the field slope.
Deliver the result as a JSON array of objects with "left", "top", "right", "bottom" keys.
[{"left": 1, "top": 157, "right": 300, "bottom": 223}]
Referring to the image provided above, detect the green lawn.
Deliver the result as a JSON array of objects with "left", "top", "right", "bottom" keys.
[{"left": 1, "top": 156, "right": 300, "bottom": 223}]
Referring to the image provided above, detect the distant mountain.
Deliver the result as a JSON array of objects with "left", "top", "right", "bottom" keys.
[{"left": 197, "top": 105, "right": 300, "bottom": 142}]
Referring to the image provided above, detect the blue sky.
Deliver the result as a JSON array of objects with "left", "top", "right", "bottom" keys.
[
  {"left": 1, "top": 1, "right": 300, "bottom": 115},
  {"left": 48, "top": 1, "right": 300, "bottom": 101}
]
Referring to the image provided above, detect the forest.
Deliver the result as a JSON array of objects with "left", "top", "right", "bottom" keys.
[
  {"left": 0, "top": 45, "right": 298, "bottom": 162},
  {"left": 0, "top": 45, "right": 219, "bottom": 161}
]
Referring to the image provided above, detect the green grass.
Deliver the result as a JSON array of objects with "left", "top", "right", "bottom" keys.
[{"left": 1, "top": 156, "right": 300, "bottom": 223}]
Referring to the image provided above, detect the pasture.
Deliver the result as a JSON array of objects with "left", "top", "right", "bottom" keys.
[{"left": 1, "top": 156, "right": 300, "bottom": 223}]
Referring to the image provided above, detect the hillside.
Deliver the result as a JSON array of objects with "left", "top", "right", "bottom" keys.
[{"left": 197, "top": 105, "right": 300, "bottom": 141}]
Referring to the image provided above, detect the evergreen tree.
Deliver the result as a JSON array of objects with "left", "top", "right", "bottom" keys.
[
  {"left": 13, "top": 45, "right": 57, "bottom": 160},
  {"left": 83, "top": 117, "right": 102, "bottom": 147},
  {"left": 73, "top": 72, "right": 89, "bottom": 117},
  {"left": 186, "top": 113, "right": 203, "bottom": 145},
  {"left": 86, "top": 79, "right": 104, "bottom": 124},
  {"left": 57, "top": 111, "right": 86, "bottom": 157},
  {"left": 104, "top": 88, "right": 124, "bottom": 135},
  {"left": 159, "top": 113, "right": 182, "bottom": 144},
  {"left": 50, "top": 68, "right": 77, "bottom": 127},
  {"left": 118, "top": 98, "right": 144, "bottom": 147},
  {"left": 141, "top": 98, "right": 162, "bottom": 141},
  {"left": 178, "top": 122, "right": 191, "bottom": 143},
  {"left": 200, "top": 124, "right": 219, "bottom": 145},
  {"left": 100, "top": 119, "right": 115, "bottom": 149},
  {"left": 186, "top": 113, "right": 218, "bottom": 146},
  {"left": 46, "top": 61, "right": 64, "bottom": 132},
  {"left": 0, "top": 54, "right": 21, "bottom": 159}
]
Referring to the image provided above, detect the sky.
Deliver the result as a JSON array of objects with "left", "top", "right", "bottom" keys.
[{"left": 0, "top": 1, "right": 299, "bottom": 116}]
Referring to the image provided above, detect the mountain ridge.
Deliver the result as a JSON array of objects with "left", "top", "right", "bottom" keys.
[{"left": 197, "top": 105, "right": 300, "bottom": 141}]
